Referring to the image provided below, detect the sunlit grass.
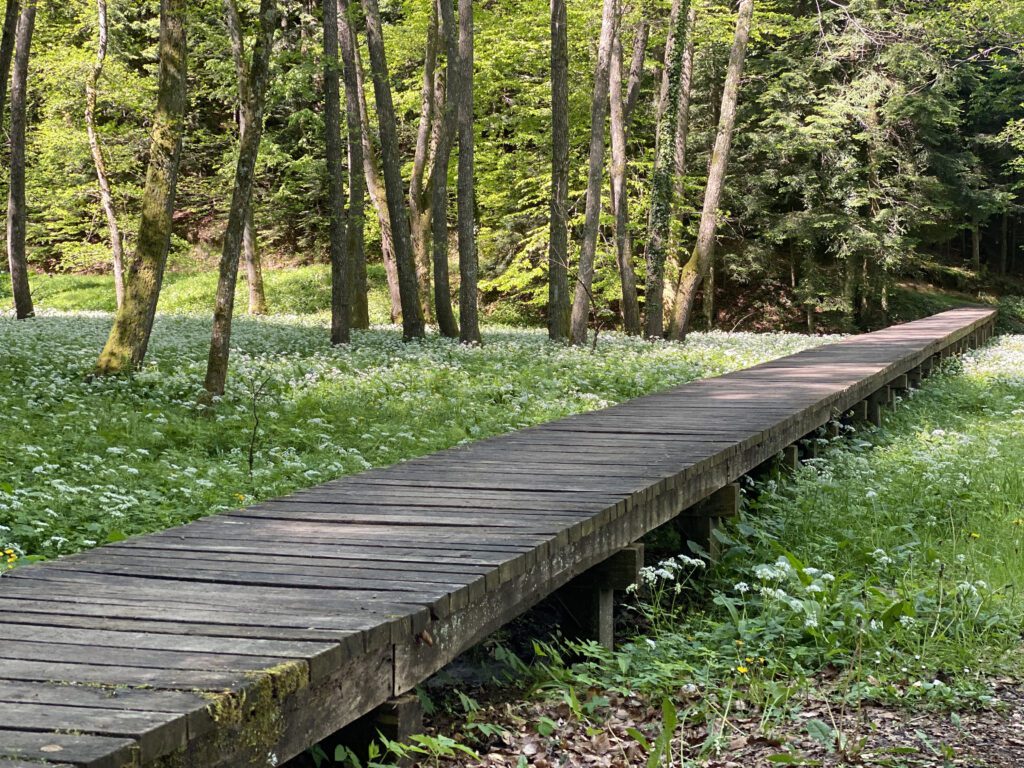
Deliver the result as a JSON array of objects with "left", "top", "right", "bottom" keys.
[{"left": 0, "top": 311, "right": 831, "bottom": 562}]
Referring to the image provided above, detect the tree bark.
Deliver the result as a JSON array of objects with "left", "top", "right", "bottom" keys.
[
  {"left": 670, "top": 5, "right": 696, "bottom": 238},
  {"left": 971, "top": 223, "right": 981, "bottom": 272},
  {"left": 670, "top": 0, "right": 753, "bottom": 340},
  {"left": 6, "top": 0, "right": 34, "bottom": 320},
  {"left": 569, "top": 0, "right": 618, "bottom": 345},
  {"left": 998, "top": 211, "right": 1008, "bottom": 276},
  {"left": 609, "top": 26, "right": 641, "bottom": 335},
  {"left": 431, "top": 0, "right": 459, "bottom": 338},
  {"left": 361, "top": 0, "right": 425, "bottom": 340},
  {"left": 96, "top": 0, "right": 187, "bottom": 372},
  {"left": 223, "top": 0, "right": 268, "bottom": 316},
  {"left": 455, "top": 0, "right": 480, "bottom": 344},
  {"left": 242, "top": 207, "right": 267, "bottom": 314},
  {"left": 322, "top": 0, "right": 349, "bottom": 345},
  {"left": 643, "top": 0, "right": 688, "bottom": 339},
  {"left": 203, "top": 0, "right": 278, "bottom": 396},
  {"left": 337, "top": 0, "right": 368, "bottom": 328},
  {"left": 84, "top": 0, "right": 125, "bottom": 309},
  {"left": 547, "top": 0, "right": 570, "bottom": 341},
  {"left": 409, "top": 2, "right": 440, "bottom": 323},
  {"left": 349, "top": 25, "right": 400, "bottom": 323}
]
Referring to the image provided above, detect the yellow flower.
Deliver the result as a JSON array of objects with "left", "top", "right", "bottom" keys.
[
  {"left": 3, "top": 549, "right": 12, "bottom": 555},
  {"left": 234, "top": 493, "right": 246, "bottom": 503},
  {"left": 969, "top": 532, "right": 981, "bottom": 539},
  {"left": 735, "top": 639, "right": 744, "bottom": 646},
  {"left": 737, "top": 666, "right": 749, "bottom": 675}
]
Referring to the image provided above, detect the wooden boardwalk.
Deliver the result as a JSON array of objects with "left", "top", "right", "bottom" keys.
[{"left": 0, "top": 307, "right": 997, "bottom": 768}]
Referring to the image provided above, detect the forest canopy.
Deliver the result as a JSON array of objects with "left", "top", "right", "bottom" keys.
[{"left": 1, "top": 0, "right": 1023, "bottom": 341}]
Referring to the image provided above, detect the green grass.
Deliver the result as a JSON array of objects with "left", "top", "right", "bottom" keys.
[
  {"left": 0, "top": 313, "right": 830, "bottom": 564},
  {"left": 0, "top": 264, "right": 395, "bottom": 321},
  {"left": 523, "top": 334, "right": 1024, "bottom": 743}
]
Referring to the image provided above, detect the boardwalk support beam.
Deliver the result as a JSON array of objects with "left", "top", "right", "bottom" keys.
[
  {"left": 561, "top": 544, "right": 643, "bottom": 650},
  {"left": 678, "top": 483, "right": 740, "bottom": 559}
]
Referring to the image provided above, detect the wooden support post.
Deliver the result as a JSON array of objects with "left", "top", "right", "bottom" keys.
[
  {"left": 826, "top": 421, "right": 842, "bottom": 439},
  {"left": 783, "top": 444, "right": 800, "bottom": 469},
  {"left": 907, "top": 366, "right": 922, "bottom": 388},
  {"left": 561, "top": 544, "right": 643, "bottom": 650},
  {"left": 801, "top": 433, "right": 819, "bottom": 460},
  {"left": 866, "top": 390, "right": 886, "bottom": 427},
  {"left": 847, "top": 400, "right": 869, "bottom": 423},
  {"left": 333, "top": 692, "right": 424, "bottom": 766},
  {"left": 890, "top": 374, "right": 908, "bottom": 391},
  {"left": 678, "top": 484, "right": 739, "bottom": 560}
]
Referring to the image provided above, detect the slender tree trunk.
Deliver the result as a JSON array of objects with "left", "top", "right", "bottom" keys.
[
  {"left": 569, "top": 0, "right": 618, "bottom": 345},
  {"left": 670, "top": 0, "right": 753, "bottom": 341},
  {"left": 361, "top": 0, "right": 425, "bottom": 339},
  {"left": 431, "top": 0, "right": 459, "bottom": 338},
  {"left": 971, "top": 223, "right": 981, "bottom": 273},
  {"left": 0, "top": 1, "right": 18, "bottom": 118},
  {"left": 609, "top": 26, "right": 640, "bottom": 335},
  {"left": 643, "top": 0, "right": 688, "bottom": 339},
  {"left": 322, "top": 0, "right": 349, "bottom": 345},
  {"left": 624, "top": 19, "right": 646, "bottom": 119},
  {"left": 96, "top": 0, "right": 187, "bottom": 372},
  {"left": 6, "top": 0, "right": 34, "bottom": 320},
  {"left": 455, "top": 0, "right": 480, "bottom": 343},
  {"left": 998, "top": 211, "right": 1008, "bottom": 276},
  {"left": 350, "top": 35, "right": 400, "bottom": 323},
  {"left": 547, "top": 0, "right": 570, "bottom": 342},
  {"left": 242, "top": 207, "right": 267, "bottom": 313},
  {"left": 337, "top": 0, "right": 368, "bottom": 328},
  {"left": 409, "top": 2, "right": 440, "bottom": 323},
  {"left": 223, "top": 0, "right": 268, "bottom": 316},
  {"left": 670, "top": 6, "right": 696, "bottom": 235},
  {"left": 84, "top": 0, "right": 125, "bottom": 309},
  {"left": 203, "top": 0, "right": 278, "bottom": 396}
]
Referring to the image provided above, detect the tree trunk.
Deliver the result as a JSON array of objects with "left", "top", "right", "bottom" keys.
[
  {"left": 203, "top": 0, "right": 278, "bottom": 396},
  {"left": 337, "top": 0, "right": 368, "bottom": 329},
  {"left": 569, "top": 0, "right": 618, "bottom": 345},
  {"left": 409, "top": 2, "right": 440, "bottom": 323},
  {"left": 455, "top": 0, "right": 480, "bottom": 344},
  {"left": 971, "top": 223, "right": 981, "bottom": 273},
  {"left": 670, "top": 0, "right": 752, "bottom": 341},
  {"left": 243, "top": 207, "right": 267, "bottom": 314},
  {"left": 643, "top": 0, "right": 688, "bottom": 339},
  {"left": 5, "top": 0, "right": 34, "bottom": 320},
  {"left": 670, "top": 5, "right": 696, "bottom": 237},
  {"left": 223, "top": 0, "right": 268, "bottom": 317},
  {"left": 322, "top": 0, "right": 349, "bottom": 345},
  {"left": 96, "top": 0, "right": 187, "bottom": 372},
  {"left": 85, "top": 0, "right": 125, "bottom": 309},
  {"left": 361, "top": 0, "right": 425, "bottom": 340},
  {"left": 547, "top": 0, "right": 570, "bottom": 342},
  {"left": 998, "top": 211, "right": 1008, "bottom": 276},
  {"left": 609, "top": 26, "right": 640, "bottom": 335},
  {"left": 430, "top": 0, "right": 459, "bottom": 338}
]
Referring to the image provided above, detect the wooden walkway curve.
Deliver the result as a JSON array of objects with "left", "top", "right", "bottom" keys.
[{"left": 0, "top": 307, "right": 997, "bottom": 768}]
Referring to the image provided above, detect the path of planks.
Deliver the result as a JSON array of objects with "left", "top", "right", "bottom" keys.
[{"left": 0, "top": 307, "right": 997, "bottom": 768}]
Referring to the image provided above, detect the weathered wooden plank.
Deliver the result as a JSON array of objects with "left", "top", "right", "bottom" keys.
[{"left": 0, "top": 730, "right": 137, "bottom": 768}]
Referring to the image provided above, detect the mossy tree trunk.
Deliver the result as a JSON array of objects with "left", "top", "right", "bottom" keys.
[
  {"left": 670, "top": 0, "right": 753, "bottom": 341},
  {"left": 642, "top": 0, "right": 688, "bottom": 339},
  {"left": 242, "top": 208, "right": 267, "bottom": 314},
  {"left": 337, "top": 0, "right": 368, "bottom": 329},
  {"left": 349, "top": 38, "right": 401, "bottom": 323},
  {"left": 430, "top": 0, "right": 460, "bottom": 339},
  {"left": 568, "top": 0, "right": 618, "bottom": 345},
  {"left": 361, "top": 0, "right": 425, "bottom": 340},
  {"left": 95, "top": 0, "right": 187, "bottom": 373},
  {"left": 203, "top": 0, "right": 278, "bottom": 396},
  {"left": 547, "top": 0, "right": 570, "bottom": 342},
  {"left": 6, "top": 0, "right": 35, "bottom": 320}
]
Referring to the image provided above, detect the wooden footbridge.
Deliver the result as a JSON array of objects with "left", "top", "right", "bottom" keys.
[{"left": 0, "top": 308, "right": 997, "bottom": 768}]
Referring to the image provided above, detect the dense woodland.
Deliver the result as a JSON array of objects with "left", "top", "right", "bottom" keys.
[{"left": 0, "top": 0, "right": 1022, "bottom": 384}]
